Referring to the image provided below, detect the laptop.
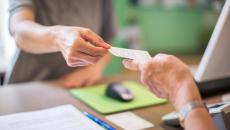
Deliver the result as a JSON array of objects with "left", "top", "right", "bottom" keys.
[{"left": 195, "top": 0, "right": 230, "bottom": 97}]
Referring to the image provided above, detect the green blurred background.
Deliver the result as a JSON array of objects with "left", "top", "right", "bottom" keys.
[{"left": 103, "top": 0, "right": 223, "bottom": 76}]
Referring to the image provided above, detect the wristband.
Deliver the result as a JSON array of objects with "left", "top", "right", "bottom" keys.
[{"left": 178, "top": 100, "right": 208, "bottom": 127}]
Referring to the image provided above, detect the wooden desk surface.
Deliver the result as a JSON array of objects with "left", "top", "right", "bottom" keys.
[
  {"left": 0, "top": 72, "right": 184, "bottom": 130},
  {"left": 0, "top": 72, "right": 225, "bottom": 130}
]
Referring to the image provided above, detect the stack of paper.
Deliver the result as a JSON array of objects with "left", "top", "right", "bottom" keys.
[{"left": 0, "top": 105, "right": 104, "bottom": 130}]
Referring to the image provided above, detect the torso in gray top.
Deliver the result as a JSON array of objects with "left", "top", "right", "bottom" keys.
[{"left": 6, "top": 0, "right": 116, "bottom": 84}]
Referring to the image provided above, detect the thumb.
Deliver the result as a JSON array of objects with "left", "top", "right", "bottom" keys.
[
  {"left": 122, "top": 59, "right": 141, "bottom": 71},
  {"left": 80, "top": 31, "right": 111, "bottom": 49}
]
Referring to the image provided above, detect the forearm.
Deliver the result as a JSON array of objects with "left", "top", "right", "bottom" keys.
[
  {"left": 173, "top": 79, "right": 217, "bottom": 130},
  {"left": 185, "top": 108, "right": 217, "bottom": 130},
  {"left": 11, "top": 20, "right": 57, "bottom": 54},
  {"left": 10, "top": 9, "right": 110, "bottom": 67},
  {"left": 10, "top": 9, "right": 58, "bottom": 54}
]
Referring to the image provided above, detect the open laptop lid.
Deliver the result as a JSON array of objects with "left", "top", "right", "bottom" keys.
[{"left": 195, "top": 0, "right": 230, "bottom": 82}]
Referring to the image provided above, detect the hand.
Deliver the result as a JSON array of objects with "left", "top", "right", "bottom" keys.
[
  {"left": 60, "top": 65, "right": 103, "bottom": 88},
  {"left": 51, "top": 26, "right": 111, "bottom": 67},
  {"left": 122, "top": 54, "right": 202, "bottom": 111}
]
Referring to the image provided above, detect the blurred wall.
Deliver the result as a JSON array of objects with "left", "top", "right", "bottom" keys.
[{"left": 0, "top": 0, "right": 16, "bottom": 72}]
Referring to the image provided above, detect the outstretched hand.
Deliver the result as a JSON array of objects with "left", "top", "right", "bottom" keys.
[
  {"left": 122, "top": 54, "right": 201, "bottom": 111},
  {"left": 60, "top": 65, "right": 103, "bottom": 88},
  {"left": 51, "top": 26, "right": 110, "bottom": 67}
]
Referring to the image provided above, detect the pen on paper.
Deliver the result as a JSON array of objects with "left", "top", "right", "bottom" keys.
[{"left": 83, "top": 112, "right": 116, "bottom": 130}]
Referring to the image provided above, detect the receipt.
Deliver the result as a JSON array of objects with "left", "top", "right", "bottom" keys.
[
  {"left": 109, "top": 47, "right": 151, "bottom": 61},
  {"left": 106, "top": 112, "right": 154, "bottom": 130}
]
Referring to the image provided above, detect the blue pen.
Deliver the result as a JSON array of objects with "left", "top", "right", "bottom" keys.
[{"left": 83, "top": 112, "right": 116, "bottom": 130}]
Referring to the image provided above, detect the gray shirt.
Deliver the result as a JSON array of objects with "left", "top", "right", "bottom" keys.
[{"left": 6, "top": 0, "right": 116, "bottom": 84}]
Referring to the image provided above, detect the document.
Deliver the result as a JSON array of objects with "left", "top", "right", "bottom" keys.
[
  {"left": 0, "top": 105, "right": 104, "bottom": 130},
  {"left": 109, "top": 47, "right": 152, "bottom": 61},
  {"left": 106, "top": 112, "right": 154, "bottom": 130}
]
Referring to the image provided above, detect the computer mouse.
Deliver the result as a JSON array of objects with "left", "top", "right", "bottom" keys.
[{"left": 105, "top": 83, "right": 134, "bottom": 102}]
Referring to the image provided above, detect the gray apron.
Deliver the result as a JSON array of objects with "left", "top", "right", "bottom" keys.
[{"left": 5, "top": 0, "right": 116, "bottom": 84}]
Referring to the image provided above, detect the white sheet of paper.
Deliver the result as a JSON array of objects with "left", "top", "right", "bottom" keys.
[
  {"left": 106, "top": 112, "right": 154, "bottom": 130},
  {"left": 0, "top": 105, "right": 104, "bottom": 130},
  {"left": 109, "top": 47, "right": 151, "bottom": 61}
]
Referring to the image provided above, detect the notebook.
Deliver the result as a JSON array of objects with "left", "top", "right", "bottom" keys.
[
  {"left": 0, "top": 105, "right": 104, "bottom": 130},
  {"left": 70, "top": 81, "right": 167, "bottom": 114}
]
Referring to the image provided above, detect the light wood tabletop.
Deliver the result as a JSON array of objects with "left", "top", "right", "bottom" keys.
[
  {"left": 0, "top": 72, "right": 185, "bottom": 130},
  {"left": 0, "top": 71, "right": 225, "bottom": 130},
  {"left": 0, "top": 55, "right": 224, "bottom": 130}
]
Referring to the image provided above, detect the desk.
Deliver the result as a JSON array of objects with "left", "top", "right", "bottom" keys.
[
  {"left": 0, "top": 71, "right": 225, "bottom": 130},
  {"left": 0, "top": 72, "right": 185, "bottom": 130}
]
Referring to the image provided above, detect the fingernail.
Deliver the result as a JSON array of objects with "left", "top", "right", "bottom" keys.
[
  {"left": 122, "top": 60, "right": 126, "bottom": 64},
  {"left": 104, "top": 43, "right": 111, "bottom": 49},
  {"left": 122, "top": 61, "right": 129, "bottom": 68}
]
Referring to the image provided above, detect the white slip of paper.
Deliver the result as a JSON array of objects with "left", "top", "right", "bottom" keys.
[
  {"left": 106, "top": 112, "right": 154, "bottom": 130},
  {"left": 0, "top": 105, "right": 104, "bottom": 130},
  {"left": 109, "top": 47, "right": 152, "bottom": 61}
]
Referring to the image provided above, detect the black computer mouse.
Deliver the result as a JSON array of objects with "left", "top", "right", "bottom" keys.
[{"left": 105, "top": 83, "right": 134, "bottom": 102}]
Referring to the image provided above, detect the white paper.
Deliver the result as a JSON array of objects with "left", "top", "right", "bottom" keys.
[
  {"left": 106, "top": 112, "right": 154, "bottom": 130},
  {"left": 0, "top": 105, "right": 104, "bottom": 130},
  {"left": 109, "top": 47, "right": 151, "bottom": 61}
]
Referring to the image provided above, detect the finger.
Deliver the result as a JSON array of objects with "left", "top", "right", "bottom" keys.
[
  {"left": 66, "top": 53, "right": 92, "bottom": 67},
  {"left": 63, "top": 79, "right": 82, "bottom": 88},
  {"left": 154, "top": 53, "right": 167, "bottom": 59},
  {"left": 85, "top": 79, "right": 97, "bottom": 86},
  {"left": 68, "top": 61, "right": 90, "bottom": 67},
  {"left": 153, "top": 53, "right": 171, "bottom": 63},
  {"left": 148, "top": 84, "right": 159, "bottom": 96},
  {"left": 147, "top": 80, "right": 162, "bottom": 97},
  {"left": 76, "top": 52, "right": 101, "bottom": 64},
  {"left": 76, "top": 80, "right": 89, "bottom": 88},
  {"left": 77, "top": 38, "right": 108, "bottom": 56},
  {"left": 80, "top": 29, "right": 111, "bottom": 49},
  {"left": 68, "top": 57, "right": 96, "bottom": 67},
  {"left": 63, "top": 82, "right": 74, "bottom": 88},
  {"left": 122, "top": 59, "right": 140, "bottom": 71},
  {"left": 141, "top": 74, "right": 160, "bottom": 97},
  {"left": 68, "top": 43, "right": 103, "bottom": 65},
  {"left": 144, "top": 72, "right": 166, "bottom": 98},
  {"left": 62, "top": 75, "right": 75, "bottom": 88},
  {"left": 81, "top": 43, "right": 108, "bottom": 57},
  {"left": 64, "top": 77, "right": 88, "bottom": 88},
  {"left": 140, "top": 69, "right": 155, "bottom": 89},
  {"left": 141, "top": 79, "right": 158, "bottom": 95}
]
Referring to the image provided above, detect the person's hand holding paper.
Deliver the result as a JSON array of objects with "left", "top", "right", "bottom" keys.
[
  {"left": 53, "top": 26, "right": 111, "bottom": 67},
  {"left": 109, "top": 47, "right": 151, "bottom": 62},
  {"left": 108, "top": 47, "right": 216, "bottom": 130},
  {"left": 108, "top": 47, "right": 200, "bottom": 110},
  {"left": 122, "top": 53, "right": 201, "bottom": 111}
]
